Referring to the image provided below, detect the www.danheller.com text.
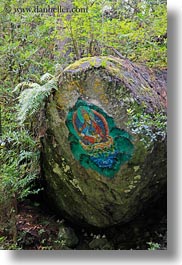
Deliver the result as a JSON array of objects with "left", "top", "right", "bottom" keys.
[{"left": 13, "top": 5, "right": 88, "bottom": 14}]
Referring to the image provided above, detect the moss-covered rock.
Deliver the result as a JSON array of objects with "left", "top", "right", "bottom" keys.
[{"left": 41, "top": 56, "right": 167, "bottom": 228}]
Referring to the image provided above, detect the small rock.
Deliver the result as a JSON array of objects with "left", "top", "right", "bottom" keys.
[
  {"left": 58, "top": 224, "right": 79, "bottom": 248},
  {"left": 89, "top": 238, "right": 114, "bottom": 250}
]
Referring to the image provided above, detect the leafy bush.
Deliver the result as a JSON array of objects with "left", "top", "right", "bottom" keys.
[{"left": 0, "top": 103, "right": 42, "bottom": 243}]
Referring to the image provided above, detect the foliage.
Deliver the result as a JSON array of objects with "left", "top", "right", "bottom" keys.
[
  {"left": 0, "top": 236, "right": 22, "bottom": 250},
  {"left": 147, "top": 241, "right": 161, "bottom": 250},
  {"left": 126, "top": 107, "right": 167, "bottom": 146},
  {"left": 0, "top": 0, "right": 167, "bottom": 93},
  {"left": 0, "top": 102, "right": 41, "bottom": 244},
  {"left": 59, "top": 0, "right": 167, "bottom": 67},
  {"left": 0, "top": 109, "right": 41, "bottom": 199}
]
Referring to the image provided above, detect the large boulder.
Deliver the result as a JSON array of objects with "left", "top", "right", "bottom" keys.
[{"left": 41, "top": 56, "right": 167, "bottom": 228}]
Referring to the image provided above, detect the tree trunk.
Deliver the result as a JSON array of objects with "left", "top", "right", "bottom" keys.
[{"left": 41, "top": 56, "right": 167, "bottom": 228}]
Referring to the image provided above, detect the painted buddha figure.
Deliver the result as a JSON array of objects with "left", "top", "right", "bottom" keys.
[
  {"left": 79, "top": 111, "right": 105, "bottom": 145},
  {"left": 67, "top": 99, "right": 134, "bottom": 176}
]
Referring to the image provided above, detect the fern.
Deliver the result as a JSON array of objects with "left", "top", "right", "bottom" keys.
[
  {"left": 17, "top": 77, "right": 57, "bottom": 124},
  {"left": 13, "top": 82, "right": 41, "bottom": 93}
]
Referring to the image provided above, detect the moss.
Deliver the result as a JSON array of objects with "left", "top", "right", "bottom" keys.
[
  {"left": 134, "top": 166, "right": 140, "bottom": 172},
  {"left": 134, "top": 175, "right": 142, "bottom": 180},
  {"left": 63, "top": 56, "right": 124, "bottom": 81},
  {"left": 130, "top": 140, "right": 147, "bottom": 164},
  {"left": 69, "top": 178, "right": 83, "bottom": 193},
  {"left": 64, "top": 165, "right": 70, "bottom": 173},
  {"left": 64, "top": 57, "right": 100, "bottom": 71},
  {"left": 129, "top": 184, "right": 136, "bottom": 189},
  {"left": 124, "top": 189, "right": 131, "bottom": 193}
]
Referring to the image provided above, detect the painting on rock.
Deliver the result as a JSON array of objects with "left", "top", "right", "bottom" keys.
[{"left": 66, "top": 98, "right": 134, "bottom": 178}]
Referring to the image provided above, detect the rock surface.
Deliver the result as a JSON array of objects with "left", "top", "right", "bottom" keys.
[{"left": 41, "top": 56, "right": 167, "bottom": 228}]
